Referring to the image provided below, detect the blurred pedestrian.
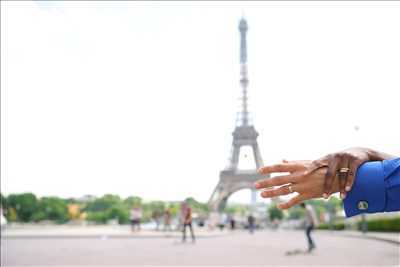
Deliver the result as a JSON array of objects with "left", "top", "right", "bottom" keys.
[
  {"left": 218, "top": 212, "right": 227, "bottom": 231},
  {"left": 181, "top": 201, "right": 195, "bottom": 243},
  {"left": 130, "top": 204, "right": 142, "bottom": 232},
  {"left": 152, "top": 210, "right": 161, "bottom": 231},
  {"left": 228, "top": 214, "right": 236, "bottom": 230},
  {"left": 301, "top": 203, "right": 318, "bottom": 252},
  {"left": 163, "top": 207, "right": 172, "bottom": 232},
  {"left": 247, "top": 214, "right": 256, "bottom": 234}
]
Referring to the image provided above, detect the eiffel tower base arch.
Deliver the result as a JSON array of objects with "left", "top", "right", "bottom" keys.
[{"left": 208, "top": 170, "right": 269, "bottom": 212}]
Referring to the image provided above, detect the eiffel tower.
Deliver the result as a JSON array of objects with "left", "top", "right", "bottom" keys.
[{"left": 208, "top": 17, "right": 269, "bottom": 212}]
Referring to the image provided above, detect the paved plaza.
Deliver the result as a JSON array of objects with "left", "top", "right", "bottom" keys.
[{"left": 1, "top": 226, "right": 399, "bottom": 266}]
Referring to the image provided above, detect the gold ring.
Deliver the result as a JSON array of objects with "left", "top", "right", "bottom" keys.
[
  {"left": 339, "top": 167, "right": 350, "bottom": 173},
  {"left": 288, "top": 185, "right": 293, "bottom": 193}
]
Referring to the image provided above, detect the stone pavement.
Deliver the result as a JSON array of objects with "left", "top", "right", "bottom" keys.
[
  {"left": 1, "top": 226, "right": 399, "bottom": 266},
  {"left": 330, "top": 230, "right": 400, "bottom": 245},
  {"left": 1, "top": 224, "right": 228, "bottom": 238}
]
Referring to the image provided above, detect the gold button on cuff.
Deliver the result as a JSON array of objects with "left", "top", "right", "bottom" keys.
[{"left": 358, "top": 201, "right": 368, "bottom": 210}]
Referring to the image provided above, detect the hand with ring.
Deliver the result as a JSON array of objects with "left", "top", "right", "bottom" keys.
[
  {"left": 255, "top": 161, "right": 340, "bottom": 209},
  {"left": 311, "top": 147, "right": 394, "bottom": 199}
]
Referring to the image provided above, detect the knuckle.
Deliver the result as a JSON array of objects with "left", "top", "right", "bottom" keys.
[
  {"left": 325, "top": 170, "right": 334, "bottom": 179},
  {"left": 343, "top": 152, "right": 353, "bottom": 159},
  {"left": 347, "top": 154, "right": 357, "bottom": 161},
  {"left": 334, "top": 153, "right": 343, "bottom": 160}
]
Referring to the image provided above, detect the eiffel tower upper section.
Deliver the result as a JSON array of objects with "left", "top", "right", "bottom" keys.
[{"left": 226, "top": 17, "right": 263, "bottom": 171}]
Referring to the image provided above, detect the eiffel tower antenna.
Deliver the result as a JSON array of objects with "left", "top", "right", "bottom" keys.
[{"left": 238, "top": 16, "right": 249, "bottom": 127}]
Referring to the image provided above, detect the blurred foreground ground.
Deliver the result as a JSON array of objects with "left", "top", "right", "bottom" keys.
[{"left": 1, "top": 225, "right": 399, "bottom": 266}]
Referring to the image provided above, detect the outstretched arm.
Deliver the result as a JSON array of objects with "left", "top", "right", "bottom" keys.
[{"left": 255, "top": 157, "right": 400, "bottom": 217}]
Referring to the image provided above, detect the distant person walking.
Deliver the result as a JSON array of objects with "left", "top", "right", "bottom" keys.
[
  {"left": 163, "top": 207, "right": 172, "bottom": 232},
  {"left": 218, "top": 213, "right": 227, "bottom": 231},
  {"left": 152, "top": 210, "right": 162, "bottom": 231},
  {"left": 247, "top": 214, "right": 256, "bottom": 234},
  {"left": 228, "top": 214, "right": 236, "bottom": 230},
  {"left": 301, "top": 203, "right": 318, "bottom": 252},
  {"left": 181, "top": 201, "right": 195, "bottom": 243},
  {"left": 130, "top": 205, "right": 142, "bottom": 232}
]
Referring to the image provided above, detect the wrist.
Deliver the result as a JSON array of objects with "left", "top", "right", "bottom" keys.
[{"left": 365, "top": 148, "right": 393, "bottom": 161}]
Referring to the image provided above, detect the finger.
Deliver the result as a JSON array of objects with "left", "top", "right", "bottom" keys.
[
  {"left": 258, "top": 163, "right": 301, "bottom": 175},
  {"left": 260, "top": 184, "right": 297, "bottom": 198},
  {"left": 255, "top": 174, "right": 298, "bottom": 189},
  {"left": 346, "top": 159, "right": 364, "bottom": 192},
  {"left": 277, "top": 195, "right": 305, "bottom": 210},
  {"left": 311, "top": 158, "right": 328, "bottom": 168},
  {"left": 323, "top": 157, "right": 340, "bottom": 198},
  {"left": 338, "top": 157, "right": 349, "bottom": 199},
  {"left": 308, "top": 158, "right": 330, "bottom": 175}
]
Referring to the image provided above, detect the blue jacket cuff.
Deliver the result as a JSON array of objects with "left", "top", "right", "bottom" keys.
[{"left": 343, "top": 161, "right": 386, "bottom": 217}]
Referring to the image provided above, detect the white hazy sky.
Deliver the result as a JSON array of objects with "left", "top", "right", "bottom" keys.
[{"left": 1, "top": 1, "right": 399, "bottom": 203}]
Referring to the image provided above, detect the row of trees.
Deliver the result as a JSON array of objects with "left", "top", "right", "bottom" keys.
[
  {"left": 1, "top": 192, "right": 343, "bottom": 225},
  {"left": 0, "top": 193, "right": 209, "bottom": 224},
  {"left": 1, "top": 193, "right": 69, "bottom": 223}
]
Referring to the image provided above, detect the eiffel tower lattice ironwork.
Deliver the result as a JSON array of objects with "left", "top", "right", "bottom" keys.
[{"left": 208, "top": 18, "right": 269, "bottom": 212}]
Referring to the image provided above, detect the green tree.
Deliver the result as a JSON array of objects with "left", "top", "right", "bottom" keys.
[
  {"left": 124, "top": 196, "right": 142, "bottom": 208},
  {"left": 184, "top": 197, "right": 209, "bottom": 213},
  {"left": 35, "top": 197, "right": 68, "bottom": 223},
  {"left": 1, "top": 193, "right": 7, "bottom": 208},
  {"left": 7, "top": 193, "right": 38, "bottom": 222},
  {"left": 85, "top": 194, "right": 121, "bottom": 212},
  {"left": 166, "top": 202, "right": 181, "bottom": 217},
  {"left": 142, "top": 201, "right": 165, "bottom": 221},
  {"left": 287, "top": 205, "right": 304, "bottom": 219},
  {"left": 85, "top": 194, "right": 128, "bottom": 224},
  {"left": 268, "top": 205, "right": 283, "bottom": 221},
  {"left": 108, "top": 206, "right": 129, "bottom": 224}
]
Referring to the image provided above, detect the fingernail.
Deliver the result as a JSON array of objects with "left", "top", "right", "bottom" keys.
[
  {"left": 255, "top": 183, "right": 260, "bottom": 188},
  {"left": 340, "top": 193, "right": 345, "bottom": 199},
  {"left": 323, "top": 193, "right": 328, "bottom": 199},
  {"left": 345, "top": 186, "right": 351, "bottom": 191}
]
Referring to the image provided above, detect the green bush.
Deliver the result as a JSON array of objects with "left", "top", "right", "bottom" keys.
[
  {"left": 317, "top": 222, "right": 345, "bottom": 230},
  {"left": 317, "top": 223, "right": 329, "bottom": 230},
  {"left": 358, "top": 217, "right": 400, "bottom": 232},
  {"left": 333, "top": 222, "right": 345, "bottom": 230},
  {"left": 86, "top": 211, "right": 109, "bottom": 224}
]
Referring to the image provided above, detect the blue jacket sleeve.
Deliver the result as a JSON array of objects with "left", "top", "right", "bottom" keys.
[{"left": 343, "top": 157, "right": 400, "bottom": 217}]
